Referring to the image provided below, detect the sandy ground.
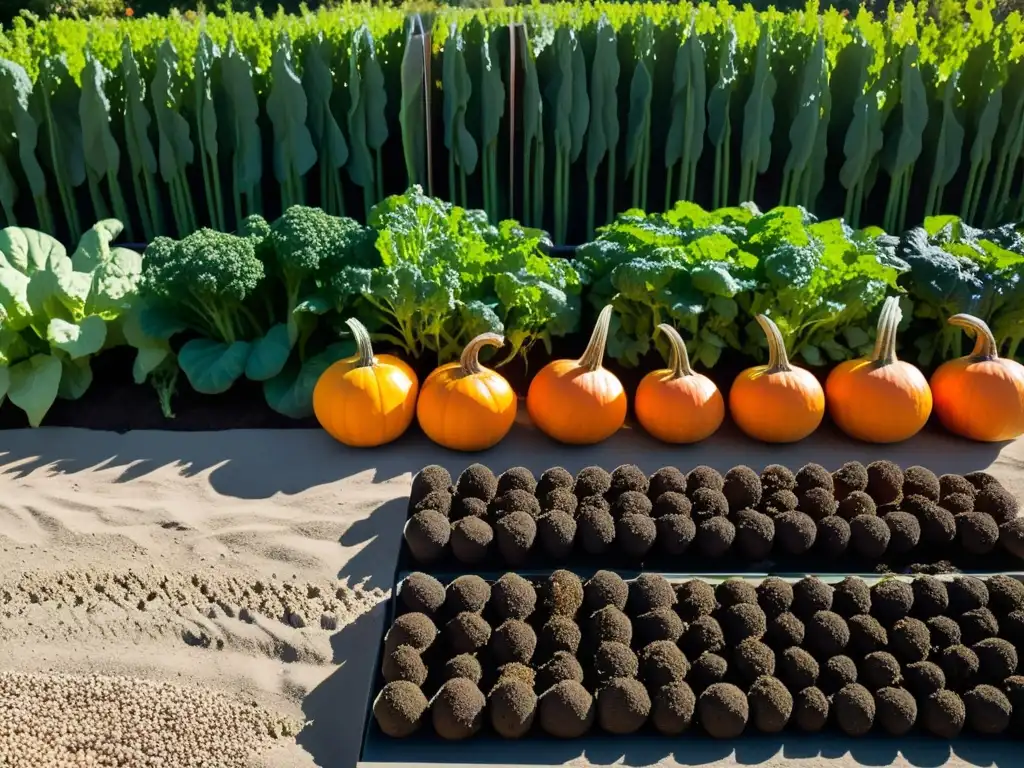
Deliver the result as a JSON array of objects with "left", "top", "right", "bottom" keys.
[{"left": 0, "top": 412, "right": 1021, "bottom": 767}]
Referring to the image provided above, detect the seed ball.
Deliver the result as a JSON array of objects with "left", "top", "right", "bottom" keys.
[
  {"left": 733, "top": 510, "right": 775, "bottom": 560},
  {"left": 721, "top": 603, "right": 767, "bottom": 645},
  {"left": 635, "top": 608, "right": 685, "bottom": 645},
  {"left": 890, "top": 618, "right": 930, "bottom": 663},
  {"left": 794, "top": 687, "right": 829, "bottom": 732},
  {"left": 1004, "top": 610, "right": 1024, "bottom": 647},
  {"left": 973, "top": 637, "right": 1018, "bottom": 683},
  {"left": 965, "top": 471, "right": 1001, "bottom": 492},
  {"left": 734, "top": 640, "right": 776, "bottom": 684},
  {"left": 676, "top": 579, "right": 717, "bottom": 621},
  {"left": 779, "top": 647, "right": 819, "bottom": 691},
  {"left": 1004, "top": 676, "right": 1024, "bottom": 730},
  {"left": 911, "top": 576, "right": 949, "bottom": 619},
  {"left": 579, "top": 494, "right": 611, "bottom": 515},
  {"left": 912, "top": 504, "right": 955, "bottom": 549},
  {"left": 766, "top": 613, "right": 805, "bottom": 650},
  {"left": 491, "top": 489, "right": 542, "bottom": 519},
  {"left": 450, "top": 517, "right": 494, "bottom": 564},
  {"left": 848, "top": 614, "right": 888, "bottom": 658},
  {"left": 883, "top": 511, "right": 921, "bottom": 554},
  {"left": 923, "top": 689, "right": 966, "bottom": 738},
  {"left": 807, "top": 611, "right": 850, "bottom": 659},
  {"left": 374, "top": 680, "right": 429, "bottom": 737},
  {"left": 385, "top": 612, "right": 438, "bottom": 654},
  {"left": 539, "top": 488, "right": 577, "bottom": 517},
  {"left": 451, "top": 496, "right": 489, "bottom": 522},
  {"left": 658, "top": 515, "right": 697, "bottom": 555},
  {"left": 761, "top": 464, "right": 796, "bottom": 494},
  {"left": 938, "top": 492, "right": 973, "bottom": 518},
  {"left": 871, "top": 579, "right": 913, "bottom": 626},
  {"left": 723, "top": 466, "right": 762, "bottom": 512},
  {"left": 640, "top": 640, "right": 690, "bottom": 688},
  {"left": 455, "top": 464, "right": 498, "bottom": 502},
  {"left": 748, "top": 675, "right": 793, "bottom": 734},
  {"left": 716, "top": 578, "right": 758, "bottom": 608},
  {"left": 683, "top": 615, "right": 725, "bottom": 657},
  {"left": 446, "top": 612, "right": 492, "bottom": 654},
  {"left": 816, "top": 515, "right": 851, "bottom": 557},
  {"left": 838, "top": 491, "right": 876, "bottom": 521},
  {"left": 535, "top": 651, "right": 584, "bottom": 693},
  {"left": 573, "top": 466, "right": 611, "bottom": 499},
  {"left": 866, "top": 460, "right": 903, "bottom": 505},
  {"left": 691, "top": 488, "right": 729, "bottom": 522},
  {"left": 537, "top": 512, "right": 576, "bottom": 559},
  {"left": 383, "top": 645, "right": 428, "bottom": 686},
  {"left": 800, "top": 487, "right": 838, "bottom": 521},
  {"left": 537, "top": 466, "right": 574, "bottom": 498},
  {"left": 963, "top": 684, "right": 1011, "bottom": 735},
  {"left": 652, "top": 491, "right": 692, "bottom": 518},
  {"left": 940, "top": 473, "right": 977, "bottom": 499},
  {"left": 698, "top": 683, "right": 748, "bottom": 738},
  {"left": 594, "top": 641, "right": 639, "bottom": 683},
  {"left": 903, "top": 465, "right": 940, "bottom": 501},
  {"left": 404, "top": 510, "right": 450, "bottom": 563},
  {"left": 610, "top": 490, "right": 653, "bottom": 520},
  {"left": 756, "top": 576, "right": 794, "bottom": 617},
  {"left": 834, "top": 683, "right": 875, "bottom": 736},
  {"left": 410, "top": 489, "right": 453, "bottom": 518},
  {"left": 960, "top": 607, "right": 999, "bottom": 646},
  {"left": 833, "top": 576, "right": 872, "bottom": 618},
  {"left": 496, "top": 662, "right": 535, "bottom": 688},
  {"left": 648, "top": 466, "right": 688, "bottom": 500},
  {"left": 490, "top": 574, "right": 537, "bottom": 621},
  {"left": 774, "top": 511, "right": 816, "bottom": 554},
  {"left": 590, "top": 606, "right": 633, "bottom": 646},
  {"left": 445, "top": 575, "right": 490, "bottom": 615},
  {"left": 489, "top": 677, "right": 537, "bottom": 738},
  {"left": 795, "top": 462, "right": 833, "bottom": 494},
  {"left": 411, "top": 465, "right": 452, "bottom": 505},
  {"left": 821, "top": 655, "right": 859, "bottom": 695},
  {"left": 849, "top": 514, "right": 890, "bottom": 558},
  {"left": 652, "top": 681, "right": 696, "bottom": 735},
  {"left": 542, "top": 570, "right": 584, "bottom": 618},
  {"left": 988, "top": 574, "right": 1024, "bottom": 614},
  {"left": 927, "top": 616, "right": 962, "bottom": 650},
  {"left": 495, "top": 511, "right": 537, "bottom": 565},
  {"left": 578, "top": 507, "right": 615, "bottom": 554},
  {"left": 539, "top": 680, "right": 595, "bottom": 738},
  {"left": 687, "top": 465, "right": 724, "bottom": 493},
  {"left": 432, "top": 678, "right": 486, "bottom": 740},
  {"left": 940, "top": 645, "right": 980, "bottom": 690},
  {"left": 689, "top": 652, "right": 729, "bottom": 692},
  {"left": 696, "top": 517, "right": 735, "bottom": 556},
  {"left": 958, "top": 512, "right": 1000, "bottom": 554},
  {"left": 617, "top": 514, "right": 657, "bottom": 557},
  {"left": 444, "top": 654, "right": 483, "bottom": 684},
  {"left": 400, "top": 572, "right": 446, "bottom": 615},
  {"left": 834, "top": 461, "right": 869, "bottom": 499},
  {"left": 492, "top": 619, "right": 537, "bottom": 665},
  {"left": 496, "top": 466, "right": 537, "bottom": 496},
  {"left": 1003, "top": 518, "right": 1024, "bottom": 560},
  {"left": 862, "top": 651, "right": 902, "bottom": 690},
  {"left": 875, "top": 686, "right": 917, "bottom": 736},
  {"left": 584, "top": 571, "right": 628, "bottom": 612},
  {"left": 609, "top": 463, "right": 649, "bottom": 499},
  {"left": 597, "top": 677, "right": 652, "bottom": 735},
  {"left": 904, "top": 661, "right": 945, "bottom": 697},
  {"left": 539, "top": 616, "right": 581, "bottom": 657},
  {"left": 792, "top": 577, "right": 834, "bottom": 619},
  {"left": 948, "top": 576, "right": 989, "bottom": 615},
  {"left": 628, "top": 573, "right": 676, "bottom": 615}
]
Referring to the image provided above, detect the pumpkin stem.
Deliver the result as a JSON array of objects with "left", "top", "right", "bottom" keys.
[
  {"left": 578, "top": 305, "right": 614, "bottom": 372},
  {"left": 756, "top": 314, "right": 793, "bottom": 373},
  {"left": 460, "top": 333, "right": 504, "bottom": 375},
  {"left": 871, "top": 296, "right": 902, "bottom": 366},
  {"left": 346, "top": 317, "right": 376, "bottom": 368},
  {"left": 656, "top": 324, "right": 695, "bottom": 377},
  {"left": 949, "top": 313, "right": 1000, "bottom": 359}
]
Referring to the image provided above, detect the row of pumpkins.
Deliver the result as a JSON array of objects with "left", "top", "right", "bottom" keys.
[{"left": 311, "top": 298, "right": 1024, "bottom": 450}]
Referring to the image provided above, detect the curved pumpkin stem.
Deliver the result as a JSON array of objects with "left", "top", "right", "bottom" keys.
[
  {"left": 755, "top": 314, "right": 792, "bottom": 373},
  {"left": 578, "top": 305, "right": 614, "bottom": 373},
  {"left": 871, "top": 296, "right": 902, "bottom": 366},
  {"left": 346, "top": 317, "right": 376, "bottom": 368},
  {"left": 949, "top": 313, "right": 1000, "bottom": 360},
  {"left": 460, "top": 333, "right": 504, "bottom": 375},
  {"left": 656, "top": 324, "right": 695, "bottom": 378}
]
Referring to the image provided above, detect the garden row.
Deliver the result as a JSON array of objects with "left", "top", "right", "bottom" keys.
[{"left": 0, "top": 1, "right": 1022, "bottom": 250}]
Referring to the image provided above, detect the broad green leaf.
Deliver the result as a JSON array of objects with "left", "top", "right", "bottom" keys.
[
  {"left": 707, "top": 27, "right": 738, "bottom": 148},
  {"left": 7, "top": 353, "right": 61, "bottom": 427},
  {"left": 267, "top": 34, "right": 317, "bottom": 195},
  {"left": 139, "top": 302, "right": 188, "bottom": 340},
  {"left": 178, "top": 338, "right": 251, "bottom": 395},
  {"left": 35, "top": 55, "right": 85, "bottom": 239},
  {"left": 47, "top": 315, "right": 106, "bottom": 359},
  {"left": 221, "top": 37, "right": 263, "bottom": 206},
  {"left": 784, "top": 35, "right": 827, "bottom": 182},
  {"left": 0, "top": 60, "right": 50, "bottom": 217},
  {"left": 740, "top": 27, "right": 777, "bottom": 197},
  {"left": 151, "top": 40, "right": 195, "bottom": 184},
  {"left": 0, "top": 364, "right": 8, "bottom": 406},
  {"left": 883, "top": 44, "right": 929, "bottom": 178},
  {"left": 263, "top": 341, "right": 354, "bottom": 419},
  {"left": 0, "top": 227, "right": 66, "bottom": 274},
  {"left": 245, "top": 323, "right": 292, "bottom": 381},
  {"left": 928, "top": 71, "right": 965, "bottom": 203},
  {"left": 443, "top": 25, "right": 478, "bottom": 175},
  {"left": 120, "top": 39, "right": 160, "bottom": 236},
  {"left": 568, "top": 30, "right": 590, "bottom": 164},
  {"left": 399, "top": 22, "right": 427, "bottom": 187},
  {"left": 585, "top": 17, "right": 619, "bottom": 181},
  {"left": 665, "top": 27, "right": 707, "bottom": 181},
  {"left": 80, "top": 52, "right": 128, "bottom": 226},
  {"left": 480, "top": 29, "right": 506, "bottom": 149},
  {"left": 346, "top": 26, "right": 375, "bottom": 190},
  {"left": 57, "top": 354, "right": 91, "bottom": 400}
]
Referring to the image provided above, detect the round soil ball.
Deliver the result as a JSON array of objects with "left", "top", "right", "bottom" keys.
[
  {"left": 875, "top": 686, "right": 917, "bottom": 736},
  {"left": 539, "top": 616, "right": 582, "bottom": 657},
  {"left": 850, "top": 515, "right": 890, "bottom": 558},
  {"left": 538, "top": 512, "right": 576, "bottom": 559},
  {"left": 734, "top": 640, "right": 776, "bottom": 684},
  {"left": 584, "top": 570, "right": 629, "bottom": 612},
  {"left": 446, "top": 612, "right": 492, "bottom": 654},
  {"left": 973, "top": 637, "right": 1018, "bottom": 683},
  {"left": 495, "top": 511, "right": 537, "bottom": 565},
  {"left": 683, "top": 615, "right": 726, "bottom": 657},
  {"left": 374, "top": 680, "right": 429, "bottom": 737},
  {"left": 411, "top": 465, "right": 452, "bottom": 505},
  {"left": 539, "top": 680, "right": 595, "bottom": 738},
  {"left": 919, "top": 503, "right": 957, "bottom": 546},
  {"left": 724, "top": 466, "right": 762, "bottom": 512},
  {"left": 866, "top": 460, "right": 904, "bottom": 505},
  {"left": 617, "top": 514, "right": 657, "bottom": 557},
  {"left": 964, "top": 684, "right": 1012, "bottom": 735},
  {"left": 721, "top": 603, "right": 767, "bottom": 645},
  {"left": 779, "top": 647, "right": 819, "bottom": 691},
  {"left": 537, "top": 466, "right": 574, "bottom": 498},
  {"left": 794, "top": 687, "right": 829, "bottom": 732},
  {"left": 807, "top": 611, "right": 850, "bottom": 659},
  {"left": 400, "top": 573, "right": 446, "bottom": 616},
  {"left": 966, "top": 473, "right": 1002, "bottom": 494},
  {"left": 763, "top": 489, "right": 799, "bottom": 516},
  {"left": 491, "top": 574, "right": 537, "bottom": 621},
  {"left": 757, "top": 576, "right": 794, "bottom": 617},
  {"left": 716, "top": 578, "right": 759, "bottom": 608},
  {"left": 590, "top": 605, "right": 633, "bottom": 646},
  {"left": 578, "top": 507, "right": 616, "bottom": 554},
  {"left": 923, "top": 689, "right": 966, "bottom": 738},
  {"left": 903, "top": 465, "right": 940, "bottom": 501},
  {"left": 658, "top": 515, "right": 697, "bottom": 555},
  {"left": 689, "top": 652, "right": 729, "bottom": 692},
  {"left": 760, "top": 464, "right": 796, "bottom": 494},
  {"left": 687, "top": 465, "right": 725, "bottom": 494},
  {"left": 987, "top": 574, "right": 1024, "bottom": 614},
  {"left": 597, "top": 677, "right": 652, "bottom": 735},
  {"left": 492, "top": 619, "right": 537, "bottom": 665},
  {"left": 610, "top": 490, "right": 653, "bottom": 520},
  {"left": 676, "top": 579, "right": 717, "bottom": 621},
  {"left": 385, "top": 613, "right": 438, "bottom": 654},
  {"left": 609, "top": 464, "right": 650, "bottom": 499},
  {"left": 940, "top": 645, "right": 980, "bottom": 690},
  {"left": 1005, "top": 676, "right": 1024, "bottom": 730},
  {"left": 628, "top": 574, "right": 676, "bottom": 615},
  {"left": 975, "top": 486, "right": 1019, "bottom": 525},
  {"left": 495, "top": 662, "right": 535, "bottom": 690},
  {"left": 543, "top": 570, "right": 584, "bottom": 618},
  {"left": 941, "top": 473, "right": 979, "bottom": 499},
  {"left": 958, "top": 512, "right": 1000, "bottom": 554},
  {"left": 960, "top": 607, "right": 999, "bottom": 646},
  {"left": 641, "top": 641, "right": 690, "bottom": 688},
  {"left": 871, "top": 579, "right": 914, "bottom": 626},
  {"left": 491, "top": 489, "right": 542, "bottom": 519},
  {"left": 455, "top": 464, "right": 498, "bottom": 502},
  {"left": 905, "top": 661, "right": 946, "bottom": 697},
  {"left": 943, "top": 492, "right": 975, "bottom": 516},
  {"left": 535, "top": 651, "right": 584, "bottom": 694},
  {"left": 1003, "top": 610, "right": 1024, "bottom": 648},
  {"left": 834, "top": 683, "right": 876, "bottom": 736},
  {"left": 574, "top": 466, "right": 611, "bottom": 500},
  {"left": 796, "top": 462, "right": 834, "bottom": 495},
  {"left": 540, "top": 488, "right": 578, "bottom": 517},
  {"left": 817, "top": 516, "right": 851, "bottom": 557},
  {"left": 862, "top": 651, "right": 903, "bottom": 690},
  {"left": 635, "top": 608, "right": 685, "bottom": 645},
  {"left": 450, "top": 517, "right": 494, "bottom": 564},
  {"left": 444, "top": 654, "right": 483, "bottom": 685},
  {"left": 833, "top": 577, "right": 872, "bottom": 618},
  {"left": 834, "top": 461, "right": 869, "bottom": 499},
  {"left": 883, "top": 511, "right": 921, "bottom": 554},
  {"left": 838, "top": 491, "right": 876, "bottom": 521},
  {"left": 800, "top": 487, "right": 838, "bottom": 522},
  {"left": 911, "top": 576, "right": 949, "bottom": 619},
  {"left": 748, "top": 676, "right": 793, "bottom": 733},
  {"left": 579, "top": 495, "right": 611, "bottom": 516},
  {"left": 821, "top": 656, "right": 859, "bottom": 695},
  {"left": 383, "top": 645, "right": 428, "bottom": 686},
  {"left": 445, "top": 575, "right": 491, "bottom": 615},
  {"left": 890, "top": 618, "right": 930, "bottom": 663},
  {"left": 691, "top": 488, "right": 730, "bottom": 522},
  {"left": 733, "top": 510, "right": 775, "bottom": 560},
  {"left": 696, "top": 517, "right": 736, "bottom": 556},
  {"left": 432, "top": 678, "right": 486, "bottom": 740},
  {"left": 698, "top": 683, "right": 748, "bottom": 738},
  {"left": 648, "top": 467, "right": 688, "bottom": 500},
  {"left": 792, "top": 577, "right": 834, "bottom": 618},
  {"left": 848, "top": 615, "right": 888, "bottom": 656},
  {"left": 652, "top": 681, "right": 696, "bottom": 735},
  {"left": 948, "top": 576, "right": 990, "bottom": 615},
  {"left": 404, "top": 511, "right": 450, "bottom": 563},
  {"left": 766, "top": 613, "right": 805, "bottom": 650},
  {"left": 594, "top": 641, "right": 639, "bottom": 683},
  {"left": 410, "top": 489, "right": 453, "bottom": 518},
  {"left": 496, "top": 467, "right": 537, "bottom": 496},
  {"left": 489, "top": 677, "right": 537, "bottom": 738},
  {"left": 775, "top": 512, "right": 817, "bottom": 554},
  {"left": 451, "top": 496, "right": 488, "bottom": 522},
  {"left": 652, "top": 491, "right": 693, "bottom": 519}
]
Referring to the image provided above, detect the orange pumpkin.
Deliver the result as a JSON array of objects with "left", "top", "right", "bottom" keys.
[
  {"left": 635, "top": 323, "right": 724, "bottom": 443},
  {"left": 825, "top": 296, "right": 932, "bottom": 443},
  {"left": 313, "top": 317, "right": 419, "bottom": 447},
  {"left": 930, "top": 313, "right": 1024, "bottom": 442},
  {"left": 730, "top": 314, "right": 825, "bottom": 443},
  {"left": 526, "top": 304, "right": 626, "bottom": 444},
  {"left": 417, "top": 332, "right": 517, "bottom": 451}
]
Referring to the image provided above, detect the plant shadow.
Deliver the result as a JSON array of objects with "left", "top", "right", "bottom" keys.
[{"left": 339, "top": 498, "right": 409, "bottom": 592}]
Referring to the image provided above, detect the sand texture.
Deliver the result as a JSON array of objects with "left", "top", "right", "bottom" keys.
[{"left": 0, "top": 414, "right": 1022, "bottom": 767}]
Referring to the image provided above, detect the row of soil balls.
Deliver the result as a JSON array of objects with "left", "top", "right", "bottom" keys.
[
  {"left": 372, "top": 570, "right": 1024, "bottom": 740},
  {"left": 403, "top": 462, "right": 1024, "bottom": 566}
]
